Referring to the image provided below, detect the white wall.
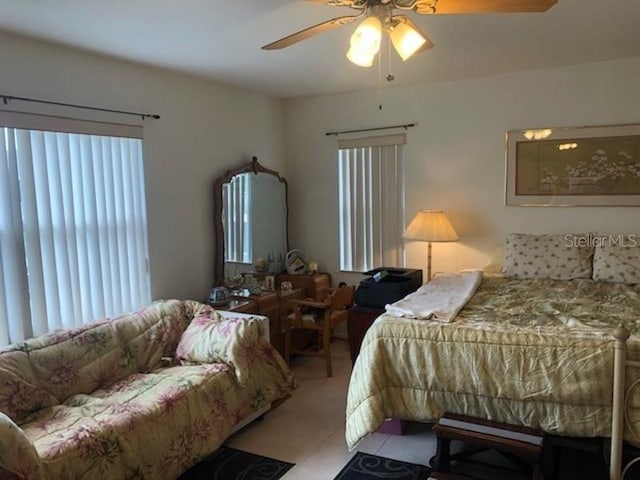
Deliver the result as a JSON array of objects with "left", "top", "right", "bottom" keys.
[
  {"left": 4, "top": 29, "right": 640, "bottom": 297},
  {"left": 284, "top": 56, "right": 640, "bottom": 285},
  {"left": 0, "top": 31, "right": 285, "bottom": 302}
]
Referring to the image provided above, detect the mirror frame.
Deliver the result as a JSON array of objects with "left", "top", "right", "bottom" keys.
[{"left": 213, "top": 156, "right": 289, "bottom": 286}]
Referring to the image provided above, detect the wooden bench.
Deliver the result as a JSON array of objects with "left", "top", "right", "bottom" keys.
[
  {"left": 429, "top": 472, "right": 474, "bottom": 480},
  {"left": 432, "top": 413, "right": 545, "bottom": 480}
]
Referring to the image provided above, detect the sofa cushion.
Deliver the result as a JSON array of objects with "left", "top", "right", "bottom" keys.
[
  {"left": 176, "top": 308, "right": 267, "bottom": 383},
  {"left": 20, "top": 364, "right": 245, "bottom": 479},
  {"left": 25, "top": 321, "right": 132, "bottom": 403},
  {"left": 111, "top": 299, "right": 192, "bottom": 373},
  {"left": 18, "top": 300, "right": 193, "bottom": 404}
]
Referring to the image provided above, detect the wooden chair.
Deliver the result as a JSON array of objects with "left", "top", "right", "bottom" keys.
[{"left": 284, "top": 284, "right": 355, "bottom": 377}]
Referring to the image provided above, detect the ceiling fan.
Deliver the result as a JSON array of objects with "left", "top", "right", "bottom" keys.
[{"left": 262, "top": 0, "right": 557, "bottom": 67}]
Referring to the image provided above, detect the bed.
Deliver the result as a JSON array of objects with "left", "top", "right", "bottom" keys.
[{"left": 345, "top": 233, "right": 640, "bottom": 480}]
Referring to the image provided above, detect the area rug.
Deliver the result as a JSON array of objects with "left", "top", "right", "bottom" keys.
[
  {"left": 334, "top": 452, "right": 432, "bottom": 479},
  {"left": 179, "top": 446, "right": 294, "bottom": 480}
]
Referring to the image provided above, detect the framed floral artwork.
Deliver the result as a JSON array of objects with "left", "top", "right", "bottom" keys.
[{"left": 505, "top": 124, "right": 640, "bottom": 206}]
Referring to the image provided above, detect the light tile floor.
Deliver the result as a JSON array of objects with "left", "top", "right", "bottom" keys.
[{"left": 225, "top": 340, "right": 605, "bottom": 480}]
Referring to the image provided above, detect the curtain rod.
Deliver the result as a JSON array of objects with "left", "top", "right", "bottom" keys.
[
  {"left": 325, "top": 123, "right": 415, "bottom": 136},
  {"left": 1, "top": 94, "right": 160, "bottom": 120}
]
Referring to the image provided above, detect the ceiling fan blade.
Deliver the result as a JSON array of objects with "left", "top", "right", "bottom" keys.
[
  {"left": 262, "top": 15, "right": 359, "bottom": 50},
  {"left": 414, "top": 0, "right": 557, "bottom": 14},
  {"left": 395, "top": 15, "right": 434, "bottom": 52}
]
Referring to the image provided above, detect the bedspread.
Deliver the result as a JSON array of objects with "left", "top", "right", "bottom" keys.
[{"left": 345, "top": 276, "right": 640, "bottom": 449}]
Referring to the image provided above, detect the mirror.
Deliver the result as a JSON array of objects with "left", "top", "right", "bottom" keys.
[{"left": 213, "top": 157, "right": 288, "bottom": 286}]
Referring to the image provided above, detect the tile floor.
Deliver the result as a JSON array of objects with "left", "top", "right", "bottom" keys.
[{"left": 225, "top": 340, "right": 606, "bottom": 480}]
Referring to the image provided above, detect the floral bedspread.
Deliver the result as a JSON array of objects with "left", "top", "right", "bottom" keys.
[
  {"left": 0, "top": 300, "right": 296, "bottom": 480},
  {"left": 346, "top": 276, "right": 640, "bottom": 449}
]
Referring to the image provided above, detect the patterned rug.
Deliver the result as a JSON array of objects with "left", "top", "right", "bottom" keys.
[
  {"left": 179, "top": 446, "right": 294, "bottom": 480},
  {"left": 334, "top": 452, "right": 432, "bottom": 479}
]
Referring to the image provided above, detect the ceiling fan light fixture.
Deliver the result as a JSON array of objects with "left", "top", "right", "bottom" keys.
[
  {"left": 390, "top": 21, "right": 427, "bottom": 61},
  {"left": 346, "top": 16, "right": 382, "bottom": 67},
  {"left": 346, "top": 47, "right": 377, "bottom": 67}
]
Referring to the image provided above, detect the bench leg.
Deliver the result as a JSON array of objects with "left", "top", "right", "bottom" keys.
[
  {"left": 533, "top": 463, "right": 542, "bottom": 480},
  {"left": 542, "top": 438, "right": 557, "bottom": 480},
  {"left": 434, "top": 435, "right": 452, "bottom": 472}
]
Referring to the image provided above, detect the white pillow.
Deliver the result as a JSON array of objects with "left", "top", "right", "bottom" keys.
[
  {"left": 502, "top": 233, "right": 593, "bottom": 280},
  {"left": 592, "top": 236, "right": 640, "bottom": 284}
]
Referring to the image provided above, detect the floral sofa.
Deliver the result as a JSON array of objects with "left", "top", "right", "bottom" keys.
[{"left": 0, "top": 299, "right": 296, "bottom": 480}]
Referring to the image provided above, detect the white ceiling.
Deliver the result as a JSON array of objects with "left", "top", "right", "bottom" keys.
[{"left": 1, "top": 0, "right": 639, "bottom": 99}]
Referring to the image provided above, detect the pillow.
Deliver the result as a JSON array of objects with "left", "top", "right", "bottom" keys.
[
  {"left": 592, "top": 236, "right": 640, "bottom": 284},
  {"left": 175, "top": 310, "right": 261, "bottom": 383},
  {"left": 502, "top": 233, "right": 594, "bottom": 280}
]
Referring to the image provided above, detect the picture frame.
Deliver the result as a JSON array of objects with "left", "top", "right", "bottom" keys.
[
  {"left": 505, "top": 124, "right": 640, "bottom": 206},
  {"left": 264, "top": 275, "right": 275, "bottom": 291}
]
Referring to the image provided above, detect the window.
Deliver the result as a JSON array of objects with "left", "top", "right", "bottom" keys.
[
  {"left": 0, "top": 111, "right": 151, "bottom": 346},
  {"left": 222, "top": 173, "right": 252, "bottom": 263},
  {"left": 338, "top": 134, "right": 405, "bottom": 272}
]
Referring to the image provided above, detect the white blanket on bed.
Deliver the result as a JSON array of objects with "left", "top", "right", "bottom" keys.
[{"left": 384, "top": 270, "right": 483, "bottom": 322}]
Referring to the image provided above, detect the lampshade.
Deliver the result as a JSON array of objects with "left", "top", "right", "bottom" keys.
[
  {"left": 346, "top": 16, "right": 382, "bottom": 68},
  {"left": 390, "top": 21, "right": 427, "bottom": 61},
  {"left": 403, "top": 210, "right": 458, "bottom": 242},
  {"left": 346, "top": 46, "right": 377, "bottom": 67},
  {"left": 403, "top": 210, "right": 457, "bottom": 281}
]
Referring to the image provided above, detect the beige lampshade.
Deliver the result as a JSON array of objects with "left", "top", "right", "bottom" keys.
[
  {"left": 346, "top": 16, "right": 382, "bottom": 67},
  {"left": 389, "top": 21, "right": 427, "bottom": 61},
  {"left": 403, "top": 210, "right": 458, "bottom": 242}
]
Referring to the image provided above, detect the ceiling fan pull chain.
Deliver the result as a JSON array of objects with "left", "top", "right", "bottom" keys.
[
  {"left": 377, "top": 48, "right": 383, "bottom": 110},
  {"left": 386, "top": 34, "right": 395, "bottom": 83}
]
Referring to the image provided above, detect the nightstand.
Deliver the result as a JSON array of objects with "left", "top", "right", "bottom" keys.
[{"left": 347, "top": 305, "right": 384, "bottom": 363}]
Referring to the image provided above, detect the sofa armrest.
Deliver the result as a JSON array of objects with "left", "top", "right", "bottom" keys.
[
  {"left": 176, "top": 314, "right": 268, "bottom": 383},
  {"left": 0, "top": 413, "right": 45, "bottom": 480},
  {"left": 217, "top": 311, "right": 270, "bottom": 341}
]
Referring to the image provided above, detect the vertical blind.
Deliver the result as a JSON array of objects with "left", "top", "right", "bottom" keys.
[
  {"left": 0, "top": 111, "right": 151, "bottom": 346},
  {"left": 338, "top": 134, "right": 406, "bottom": 272},
  {"left": 222, "top": 173, "right": 252, "bottom": 263}
]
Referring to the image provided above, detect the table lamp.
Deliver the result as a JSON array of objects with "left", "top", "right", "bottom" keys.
[{"left": 403, "top": 210, "right": 458, "bottom": 281}]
